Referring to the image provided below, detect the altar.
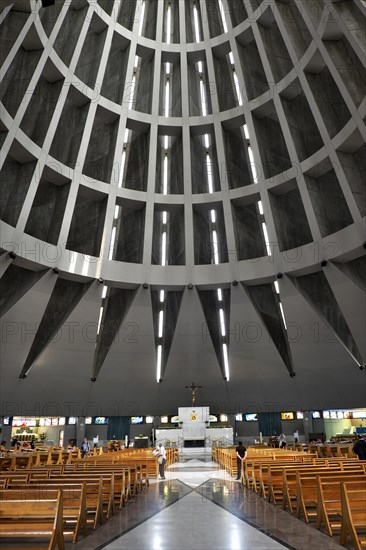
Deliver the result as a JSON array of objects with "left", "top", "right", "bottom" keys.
[
  {"left": 134, "top": 436, "right": 149, "bottom": 448},
  {"left": 155, "top": 406, "right": 233, "bottom": 447},
  {"left": 180, "top": 406, "right": 207, "bottom": 447}
]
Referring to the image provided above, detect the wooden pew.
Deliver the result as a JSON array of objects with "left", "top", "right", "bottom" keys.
[
  {"left": 283, "top": 466, "right": 364, "bottom": 513},
  {"left": 57, "top": 471, "right": 117, "bottom": 517},
  {"left": 73, "top": 457, "right": 149, "bottom": 494},
  {"left": 123, "top": 457, "right": 154, "bottom": 484},
  {"left": 111, "top": 468, "right": 128, "bottom": 508},
  {"left": 266, "top": 464, "right": 347, "bottom": 508},
  {"left": 0, "top": 488, "right": 65, "bottom": 549},
  {"left": 260, "top": 462, "right": 319, "bottom": 500},
  {"left": 30, "top": 451, "right": 41, "bottom": 467},
  {"left": 13, "top": 453, "right": 33, "bottom": 470},
  {"left": 267, "top": 464, "right": 322, "bottom": 504},
  {"left": 0, "top": 456, "right": 15, "bottom": 471},
  {"left": 0, "top": 472, "right": 30, "bottom": 487},
  {"left": 47, "top": 450, "right": 64, "bottom": 466},
  {"left": 65, "top": 468, "right": 128, "bottom": 510},
  {"left": 35, "top": 451, "right": 52, "bottom": 467},
  {"left": 0, "top": 450, "right": 152, "bottom": 545},
  {"left": 246, "top": 458, "right": 299, "bottom": 493},
  {"left": 122, "top": 462, "right": 142, "bottom": 495},
  {"left": 340, "top": 479, "right": 366, "bottom": 550},
  {"left": 75, "top": 451, "right": 155, "bottom": 475},
  {"left": 70, "top": 466, "right": 129, "bottom": 509},
  {"left": 138, "top": 461, "right": 150, "bottom": 490},
  {"left": 0, "top": 483, "right": 87, "bottom": 543},
  {"left": 71, "top": 463, "right": 140, "bottom": 506},
  {"left": 0, "top": 453, "right": 34, "bottom": 471},
  {"left": 29, "top": 467, "right": 62, "bottom": 480},
  {"left": 313, "top": 458, "right": 362, "bottom": 469},
  {"left": 2, "top": 463, "right": 128, "bottom": 512},
  {"left": 67, "top": 450, "right": 81, "bottom": 462},
  {"left": 316, "top": 475, "right": 366, "bottom": 536},
  {"left": 296, "top": 470, "right": 366, "bottom": 523},
  {"left": 27, "top": 477, "right": 105, "bottom": 529},
  {"left": 243, "top": 453, "right": 317, "bottom": 491},
  {"left": 118, "top": 463, "right": 139, "bottom": 498},
  {"left": 0, "top": 465, "right": 64, "bottom": 482}
]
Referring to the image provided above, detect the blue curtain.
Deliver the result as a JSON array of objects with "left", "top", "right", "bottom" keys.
[
  {"left": 107, "top": 417, "right": 130, "bottom": 440},
  {"left": 258, "top": 412, "right": 282, "bottom": 437}
]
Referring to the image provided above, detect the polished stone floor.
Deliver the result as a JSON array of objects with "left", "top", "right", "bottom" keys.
[{"left": 66, "top": 449, "right": 344, "bottom": 550}]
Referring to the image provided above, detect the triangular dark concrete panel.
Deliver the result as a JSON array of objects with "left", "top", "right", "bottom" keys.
[
  {"left": 243, "top": 283, "right": 295, "bottom": 376},
  {"left": 0, "top": 264, "right": 48, "bottom": 317},
  {"left": 197, "top": 288, "right": 230, "bottom": 380},
  {"left": 92, "top": 287, "right": 138, "bottom": 379},
  {"left": 333, "top": 256, "right": 366, "bottom": 293},
  {"left": 151, "top": 290, "right": 184, "bottom": 379},
  {"left": 289, "top": 270, "right": 363, "bottom": 366},
  {"left": 19, "top": 278, "right": 92, "bottom": 377}
]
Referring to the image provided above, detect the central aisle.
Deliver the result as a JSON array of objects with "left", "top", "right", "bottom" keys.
[
  {"left": 162, "top": 447, "right": 228, "bottom": 487},
  {"left": 70, "top": 450, "right": 343, "bottom": 550},
  {"left": 104, "top": 449, "right": 285, "bottom": 549},
  {"left": 104, "top": 490, "right": 285, "bottom": 550}
]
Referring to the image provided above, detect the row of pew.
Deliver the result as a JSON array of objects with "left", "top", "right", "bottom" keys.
[
  {"left": 0, "top": 449, "right": 84, "bottom": 471},
  {"left": 213, "top": 447, "right": 366, "bottom": 550},
  {"left": 0, "top": 447, "right": 179, "bottom": 549},
  {"left": 213, "top": 446, "right": 318, "bottom": 477},
  {"left": 307, "top": 443, "right": 355, "bottom": 459},
  {"left": 0, "top": 445, "right": 180, "bottom": 472}
]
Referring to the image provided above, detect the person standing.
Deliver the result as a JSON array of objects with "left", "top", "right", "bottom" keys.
[
  {"left": 153, "top": 443, "right": 166, "bottom": 479},
  {"left": 235, "top": 441, "right": 247, "bottom": 480},
  {"left": 81, "top": 437, "right": 90, "bottom": 458},
  {"left": 353, "top": 435, "right": 366, "bottom": 460},
  {"left": 278, "top": 433, "right": 287, "bottom": 448}
]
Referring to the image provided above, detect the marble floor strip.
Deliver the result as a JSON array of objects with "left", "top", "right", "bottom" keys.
[
  {"left": 103, "top": 490, "right": 287, "bottom": 550},
  {"left": 196, "top": 478, "right": 343, "bottom": 550},
  {"left": 13, "top": 453, "right": 343, "bottom": 550},
  {"left": 71, "top": 479, "right": 192, "bottom": 550}
]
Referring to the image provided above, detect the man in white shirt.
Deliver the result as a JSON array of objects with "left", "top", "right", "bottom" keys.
[
  {"left": 278, "top": 433, "right": 287, "bottom": 448},
  {"left": 153, "top": 443, "right": 166, "bottom": 479}
]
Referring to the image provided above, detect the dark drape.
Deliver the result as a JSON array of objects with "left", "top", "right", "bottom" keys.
[
  {"left": 107, "top": 417, "right": 130, "bottom": 440},
  {"left": 258, "top": 412, "right": 282, "bottom": 437}
]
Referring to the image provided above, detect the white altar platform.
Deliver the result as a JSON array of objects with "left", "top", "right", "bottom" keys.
[{"left": 155, "top": 407, "right": 233, "bottom": 448}]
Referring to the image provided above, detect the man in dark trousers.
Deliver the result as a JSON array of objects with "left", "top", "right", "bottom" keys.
[
  {"left": 353, "top": 435, "right": 366, "bottom": 460},
  {"left": 81, "top": 437, "right": 90, "bottom": 458},
  {"left": 153, "top": 443, "right": 166, "bottom": 479},
  {"left": 236, "top": 441, "right": 247, "bottom": 480}
]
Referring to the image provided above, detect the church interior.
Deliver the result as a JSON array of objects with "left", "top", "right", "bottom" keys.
[{"left": 0, "top": 0, "right": 365, "bottom": 548}]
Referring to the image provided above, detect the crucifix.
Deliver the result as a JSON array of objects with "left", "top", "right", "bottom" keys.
[{"left": 185, "top": 382, "right": 203, "bottom": 407}]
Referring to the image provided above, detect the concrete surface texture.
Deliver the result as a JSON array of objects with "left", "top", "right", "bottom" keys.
[{"left": 0, "top": 0, "right": 365, "bottom": 414}]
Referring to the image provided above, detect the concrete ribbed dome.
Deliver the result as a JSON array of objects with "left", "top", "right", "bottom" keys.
[{"left": 0, "top": 0, "right": 365, "bottom": 415}]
